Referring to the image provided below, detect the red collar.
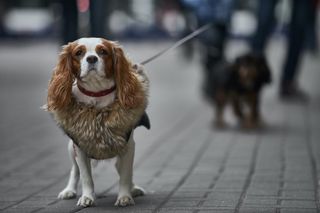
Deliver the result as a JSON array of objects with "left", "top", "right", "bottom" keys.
[{"left": 77, "top": 84, "right": 116, "bottom": 97}]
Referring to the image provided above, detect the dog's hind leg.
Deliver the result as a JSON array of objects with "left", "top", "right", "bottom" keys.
[
  {"left": 58, "top": 140, "right": 80, "bottom": 199},
  {"left": 231, "top": 96, "right": 244, "bottom": 122},
  {"left": 214, "top": 91, "right": 227, "bottom": 128},
  {"left": 114, "top": 133, "right": 144, "bottom": 207},
  {"left": 247, "top": 93, "right": 261, "bottom": 128}
]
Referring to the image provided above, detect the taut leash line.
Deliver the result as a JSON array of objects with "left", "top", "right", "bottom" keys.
[{"left": 140, "top": 23, "right": 212, "bottom": 65}]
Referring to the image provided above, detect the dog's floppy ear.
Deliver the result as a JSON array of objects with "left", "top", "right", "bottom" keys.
[
  {"left": 112, "top": 45, "right": 143, "bottom": 109},
  {"left": 47, "top": 42, "right": 76, "bottom": 111}
]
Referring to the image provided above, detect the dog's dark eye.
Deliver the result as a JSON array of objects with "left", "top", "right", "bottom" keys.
[
  {"left": 75, "top": 50, "right": 83, "bottom": 56},
  {"left": 98, "top": 49, "right": 108, "bottom": 55}
]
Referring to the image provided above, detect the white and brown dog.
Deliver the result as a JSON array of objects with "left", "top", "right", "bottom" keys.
[{"left": 46, "top": 38, "right": 149, "bottom": 207}]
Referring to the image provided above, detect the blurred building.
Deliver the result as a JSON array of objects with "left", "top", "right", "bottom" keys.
[
  {"left": 0, "top": 0, "right": 317, "bottom": 42},
  {"left": 0, "top": 0, "right": 187, "bottom": 40}
]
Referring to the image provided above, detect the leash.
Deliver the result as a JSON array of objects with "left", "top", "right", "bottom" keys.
[{"left": 140, "top": 23, "right": 212, "bottom": 65}]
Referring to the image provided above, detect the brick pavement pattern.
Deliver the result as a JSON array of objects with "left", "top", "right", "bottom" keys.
[{"left": 0, "top": 40, "right": 319, "bottom": 213}]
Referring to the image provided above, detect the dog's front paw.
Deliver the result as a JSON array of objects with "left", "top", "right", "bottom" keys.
[
  {"left": 115, "top": 195, "right": 135, "bottom": 207},
  {"left": 77, "top": 195, "right": 95, "bottom": 207},
  {"left": 58, "top": 189, "right": 77, "bottom": 200},
  {"left": 131, "top": 185, "right": 145, "bottom": 197}
]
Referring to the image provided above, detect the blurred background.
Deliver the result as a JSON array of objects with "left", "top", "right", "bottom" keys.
[
  {"left": 0, "top": 0, "right": 310, "bottom": 41},
  {"left": 1, "top": 0, "right": 320, "bottom": 212}
]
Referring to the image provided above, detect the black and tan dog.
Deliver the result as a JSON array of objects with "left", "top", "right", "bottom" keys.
[{"left": 207, "top": 53, "right": 271, "bottom": 129}]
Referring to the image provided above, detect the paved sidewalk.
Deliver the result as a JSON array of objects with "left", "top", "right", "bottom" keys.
[{"left": 0, "top": 39, "right": 319, "bottom": 213}]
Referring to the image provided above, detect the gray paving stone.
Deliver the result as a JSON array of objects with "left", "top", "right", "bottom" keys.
[
  {"left": 239, "top": 207, "right": 276, "bottom": 213},
  {"left": 249, "top": 182, "right": 280, "bottom": 190},
  {"left": 207, "top": 192, "right": 242, "bottom": 200},
  {"left": 243, "top": 198, "right": 278, "bottom": 206},
  {"left": 0, "top": 201, "right": 16, "bottom": 210},
  {"left": 246, "top": 188, "right": 279, "bottom": 196},
  {"left": 280, "top": 209, "right": 317, "bottom": 213},
  {"left": 198, "top": 210, "right": 234, "bottom": 213},
  {"left": 282, "top": 190, "right": 316, "bottom": 199},
  {"left": 163, "top": 200, "right": 200, "bottom": 208},
  {"left": 202, "top": 199, "right": 238, "bottom": 207},
  {"left": 284, "top": 182, "right": 314, "bottom": 190},
  {"left": 281, "top": 200, "right": 317, "bottom": 208},
  {"left": 214, "top": 180, "right": 246, "bottom": 190},
  {"left": 158, "top": 210, "right": 194, "bottom": 213}
]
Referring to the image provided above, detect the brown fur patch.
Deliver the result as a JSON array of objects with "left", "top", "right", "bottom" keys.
[
  {"left": 96, "top": 41, "right": 114, "bottom": 78},
  {"left": 47, "top": 42, "right": 79, "bottom": 111}
]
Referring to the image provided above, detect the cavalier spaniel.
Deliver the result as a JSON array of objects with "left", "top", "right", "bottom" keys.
[
  {"left": 46, "top": 38, "right": 149, "bottom": 207},
  {"left": 208, "top": 53, "right": 271, "bottom": 129}
]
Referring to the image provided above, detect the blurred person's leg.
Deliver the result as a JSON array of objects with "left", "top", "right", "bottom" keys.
[
  {"left": 89, "top": 0, "right": 107, "bottom": 37},
  {"left": 204, "top": 23, "right": 227, "bottom": 69},
  {"left": 61, "top": 0, "right": 78, "bottom": 44},
  {"left": 251, "top": 0, "right": 278, "bottom": 54},
  {"left": 202, "top": 23, "right": 228, "bottom": 99},
  {"left": 280, "top": 0, "right": 314, "bottom": 100},
  {"left": 179, "top": 2, "right": 196, "bottom": 60},
  {"left": 305, "top": 0, "right": 318, "bottom": 53}
]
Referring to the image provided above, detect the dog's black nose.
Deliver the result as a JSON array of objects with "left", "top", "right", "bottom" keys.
[{"left": 86, "top": 55, "right": 98, "bottom": 64}]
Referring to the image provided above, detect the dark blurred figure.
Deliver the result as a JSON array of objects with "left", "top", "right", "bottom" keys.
[
  {"left": 60, "top": 0, "right": 108, "bottom": 44},
  {"left": 177, "top": 0, "right": 196, "bottom": 59},
  {"left": 89, "top": 0, "right": 107, "bottom": 37},
  {"left": 251, "top": 0, "right": 317, "bottom": 102},
  {"left": 61, "top": 0, "right": 78, "bottom": 44},
  {"left": 180, "top": 0, "right": 235, "bottom": 99},
  {"left": 305, "top": 1, "right": 319, "bottom": 53},
  {"left": 0, "top": 1, "right": 5, "bottom": 37},
  {"left": 209, "top": 53, "right": 271, "bottom": 129}
]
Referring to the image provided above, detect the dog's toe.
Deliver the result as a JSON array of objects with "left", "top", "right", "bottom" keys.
[
  {"left": 131, "top": 185, "right": 145, "bottom": 197},
  {"left": 77, "top": 195, "right": 95, "bottom": 207},
  {"left": 58, "top": 189, "right": 76, "bottom": 200},
  {"left": 115, "top": 195, "right": 135, "bottom": 207}
]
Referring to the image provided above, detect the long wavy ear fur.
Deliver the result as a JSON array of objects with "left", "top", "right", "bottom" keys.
[
  {"left": 113, "top": 45, "right": 143, "bottom": 109},
  {"left": 47, "top": 43, "right": 75, "bottom": 111}
]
